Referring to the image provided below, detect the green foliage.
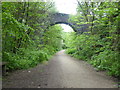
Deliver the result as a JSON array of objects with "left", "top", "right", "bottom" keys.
[
  {"left": 2, "top": 2, "right": 63, "bottom": 71},
  {"left": 91, "top": 50, "right": 120, "bottom": 76},
  {"left": 2, "top": 1, "right": 120, "bottom": 78},
  {"left": 43, "top": 25, "right": 63, "bottom": 53},
  {"left": 65, "top": 32, "right": 120, "bottom": 77},
  {"left": 3, "top": 48, "right": 48, "bottom": 70},
  {"left": 66, "top": 48, "right": 76, "bottom": 55},
  {"left": 65, "top": 2, "right": 120, "bottom": 77}
]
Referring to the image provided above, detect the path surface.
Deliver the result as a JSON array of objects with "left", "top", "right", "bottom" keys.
[{"left": 3, "top": 50, "right": 118, "bottom": 88}]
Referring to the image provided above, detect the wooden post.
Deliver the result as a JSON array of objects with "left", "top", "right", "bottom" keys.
[{"left": 0, "top": 62, "right": 8, "bottom": 76}]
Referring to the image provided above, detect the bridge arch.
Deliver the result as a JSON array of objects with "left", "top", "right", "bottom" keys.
[{"left": 48, "top": 13, "right": 89, "bottom": 33}]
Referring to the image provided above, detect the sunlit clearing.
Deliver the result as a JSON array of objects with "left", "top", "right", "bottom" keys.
[
  {"left": 60, "top": 24, "right": 74, "bottom": 32},
  {"left": 53, "top": 0, "right": 77, "bottom": 15}
]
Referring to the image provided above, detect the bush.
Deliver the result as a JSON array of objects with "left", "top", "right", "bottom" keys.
[
  {"left": 90, "top": 50, "right": 120, "bottom": 77},
  {"left": 66, "top": 48, "right": 76, "bottom": 55},
  {"left": 64, "top": 32, "right": 120, "bottom": 77},
  {"left": 2, "top": 48, "right": 49, "bottom": 70}
]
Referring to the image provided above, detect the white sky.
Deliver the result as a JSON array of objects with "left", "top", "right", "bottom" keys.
[
  {"left": 60, "top": 24, "right": 74, "bottom": 32},
  {"left": 53, "top": 0, "right": 77, "bottom": 32},
  {"left": 53, "top": 0, "right": 77, "bottom": 15}
]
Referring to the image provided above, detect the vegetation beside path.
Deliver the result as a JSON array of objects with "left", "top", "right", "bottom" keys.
[
  {"left": 2, "top": 2, "right": 63, "bottom": 70},
  {"left": 2, "top": 1, "right": 120, "bottom": 79},
  {"left": 64, "top": 2, "right": 120, "bottom": 77}
]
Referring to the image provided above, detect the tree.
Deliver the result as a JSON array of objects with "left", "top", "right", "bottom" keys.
[
  {"left": 65, "top": 2, "right": 120, "bottom": 77},
  {"left": 2, "top": 1, "right": 63, "bottom": 70}
]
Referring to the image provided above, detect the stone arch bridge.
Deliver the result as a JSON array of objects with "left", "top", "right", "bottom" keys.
[{"left": 49, "top": 13, "right": 89, "bottom": 33}]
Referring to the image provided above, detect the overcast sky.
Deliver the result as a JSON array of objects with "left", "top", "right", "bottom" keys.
[{"left": 53, "top": 0, "right": 77, "bottom": 15}]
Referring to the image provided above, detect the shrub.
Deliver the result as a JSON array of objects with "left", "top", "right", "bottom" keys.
[
  {"left": 91, "top": 50, "right": 120, "bottom": 77},
  {"left": 3, "top": 48, "right": 49, "bottom": 70}
]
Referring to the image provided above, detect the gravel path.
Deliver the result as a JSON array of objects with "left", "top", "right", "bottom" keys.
[{"left": 2, "top": 50, "right": 118, "bottom": 88}]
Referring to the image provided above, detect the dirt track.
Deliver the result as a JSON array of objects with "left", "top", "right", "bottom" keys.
[{"left": 2, "top": 50, "right": 118, "bottom": 88}]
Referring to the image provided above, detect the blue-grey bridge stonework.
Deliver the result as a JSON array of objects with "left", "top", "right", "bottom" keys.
[{"left": 49, "top": 13, "right": 89, "bottom": 33}]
